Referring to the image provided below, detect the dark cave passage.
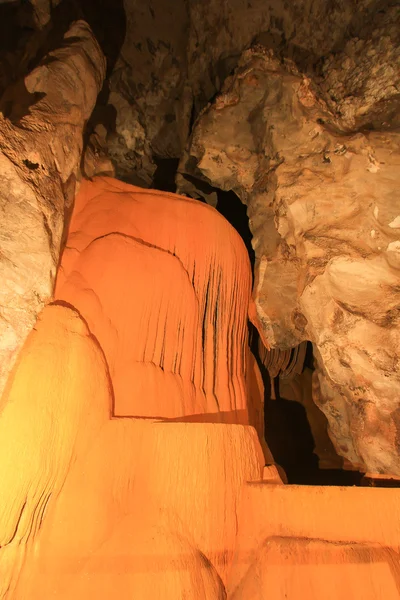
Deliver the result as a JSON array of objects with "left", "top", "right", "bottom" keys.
[
  {"left": 252, "top": 333, "right": 365, "bottom": 486},
  {"left": 267, "top": 377, "right": 364, "bottom": 486},
  {"left": 215, "top": 190, "right": 255, "bottom": 273},
  {"left": 153, "top": 157, "right": 180, "bottom": 193}
]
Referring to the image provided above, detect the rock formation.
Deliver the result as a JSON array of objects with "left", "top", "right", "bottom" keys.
[
  {"left": 0, "top": 2, "right": 400, "bottom": 597},
  {"left": 0, "top": 177, "right": 269, "bottom": 598},
  {"left": 228, "top": 483, "right": 400, "bottom": 599},
  {"left": 179, "top": 38, "right": 400, "bottom": 475},
  {"left": 3, "top": 177, "right": 400, "bottom": 600},
  {"left": 55, "top": 176, "right": 265, "bottom": 430},
  {"left": 0, "top": 19, "right": 105, "bottom": 399},
  {"left": 0, "top": 305, "right": 110, "bottom": 598}
]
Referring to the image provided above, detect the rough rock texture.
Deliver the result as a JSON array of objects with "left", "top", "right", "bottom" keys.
[
  {"left": 0, "top": 20, "right": 105, "bottom": 400},
  {"left": 2, "top": 1, "right": 398, "bottom": 186},
  {"left": 106, "top": 0, "right": 189, "bottom": 184},
  {"left": 101, "top": 0, "right": 396, "bottom": 185},
  {"left": 179, "top": 39, "right": 400, "bottom": 475}
]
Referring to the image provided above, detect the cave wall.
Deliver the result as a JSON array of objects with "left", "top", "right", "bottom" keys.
[
  {"left": 178, "top": 42, "right": 400, "bottom": 474},
  {"left": 0, "top": 2, "right": 399, "bottom": 596},
  {"left": 0, "top": 19, "right": 105, "bottom": 400}
]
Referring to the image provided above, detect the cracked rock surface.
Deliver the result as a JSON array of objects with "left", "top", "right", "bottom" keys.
[
  {"left": 179, "top": 43, "right": 400, "bottom": 474},
  {"left": 0, "top": 20, "right": 105, "bottom": 399}
]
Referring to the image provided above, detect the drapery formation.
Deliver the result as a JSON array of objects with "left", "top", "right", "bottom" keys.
[{"left": 55, "top": 176, "right": 263, "bottom": 427}]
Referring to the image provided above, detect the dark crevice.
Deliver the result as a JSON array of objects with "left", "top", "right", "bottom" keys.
[
  {"left": 303, "top": 341, "right": 315, "bottom": 371},
  {"left": 23, "top": 158, "right": 39, "bottom": 170},
  {"left": 250, "top": 325, "right": 365, "bottom": 486},
  {"left": 152, "top": 157, "right": 180, "bottom": 192},
  {"left": 215, "top": 190, "right": 255, "bottom": 274}
]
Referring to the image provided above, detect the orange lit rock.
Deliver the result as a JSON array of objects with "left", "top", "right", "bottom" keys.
[
  {"left": 2, "top": 176, "right": 400, "bottom": 599},
  {"left": 15, "top": 420, "right": 264, "bottom": 598},
  {"left": 228, "top": 484, "right": 400, "bottom": 599},
  {"left": 0, "top": 304, "right": 110, "bottom": 599},
  {"left": 55, "top": 176, "right": 263, "bottom": 433},
  {"left": 0, "top": 176, "right": 272, "bottom": 598}
]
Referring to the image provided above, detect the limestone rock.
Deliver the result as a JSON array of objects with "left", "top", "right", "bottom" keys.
[
  {"left": 15, "top": 420, "right": 263, "bottom": 598},
  {"left": 0, "top": 20, "right": 105, "bottom": 400},
  {"left": 180, "top": 45, "right": 400, "bottom": 474},
  {"left": 0, "top": 304, "right": 110, "bottom": 598},
  {"left": 105, "top": 90, "right": 156, "bottom": 185},
  {"left": 106, "top": 0, "right": 189, "bottom": 181},
  {"left": 101, "top": 0, "right": 389, "bottom": 184},
  {"left": 228, "top": 483, "right": 400, "bottom": 599},
  {"left": 82, "top": 123, "right": 115, "bottom": 179},
  {"left": 55, "top": 177, "right": 264, "bottom": 438},
  {"left": 317, "top": 5, "right": 400, "bottom": 131}
]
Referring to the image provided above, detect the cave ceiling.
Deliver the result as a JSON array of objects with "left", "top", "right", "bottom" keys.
[{"left": 1, "top": 0, "right": 398, "bottom": 184}]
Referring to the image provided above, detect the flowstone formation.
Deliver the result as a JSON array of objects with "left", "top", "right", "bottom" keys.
[
  {"left": 179, "top": 40, "right": 400, "bottom": 475},
  {"left": 56, "top": 176, "right": 265, "bottom": 431},
  {"left": 0, "top": 177, "right": 268, "bottom": 598}
]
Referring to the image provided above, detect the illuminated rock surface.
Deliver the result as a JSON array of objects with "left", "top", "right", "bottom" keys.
[
  {"left": 55, "top": 176, "right": 263, "bottom": 429},
  {"left": 0, "top": 305, "right": 110, "bottom": 599},
  {"left": 1, "top": 180, "right": 400, "bottom": 599},
  {"left": 228, "top": 483, "right": 400, "bottom": 599},
  {"left": 0, "top": 21, "right": 105, "bottom": 400},
  {"left": 0, "top": 3, "right": 399, "bottom": 597}
]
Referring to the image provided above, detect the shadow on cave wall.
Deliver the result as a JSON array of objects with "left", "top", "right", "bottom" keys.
[
  {"left": 256, "top": 339, "right": 364, "bottom": 486},
  {"left": 0, "top": 0, "right": 127, "bottom": 132}
]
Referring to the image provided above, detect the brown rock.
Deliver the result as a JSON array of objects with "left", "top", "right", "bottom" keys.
[{"left": 180, "top": 46, "right": 400, "bottom": 474}]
